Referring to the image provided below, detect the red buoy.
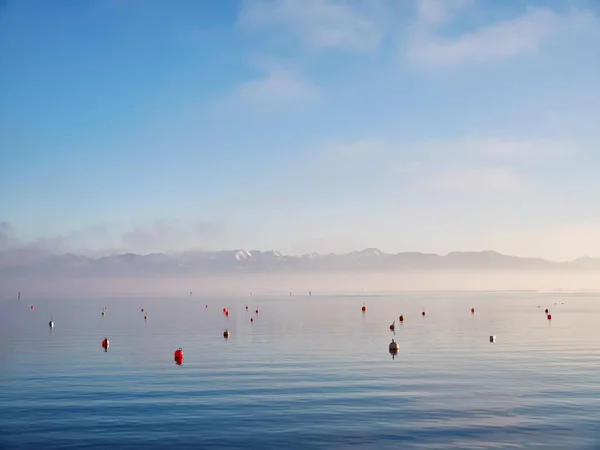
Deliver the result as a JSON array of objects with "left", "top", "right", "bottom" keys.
[
  {"left": 30, "top": 305, "right": 34, "bottom": 310},
  {"left": 471, "top": 308, "right": 475, "bottom": 313},
  {"left": 361, "top": 306, "right": 366, "bottom": 312},
  {"left": 547, "top": 314, "right": 552, "bottom": 320},
  {"left": 225, "top": 310, "right": 229, "bottom": 317},
  {"left": 255, "top": 309, "right": 259, "bottom": 314},
  {"left": 223, "top": 307, "right": 227, "bottom": 313},
  {"left": 102, "top": 338, "right": 109, "bottom": 350},
  {"left": 174, "top": 348, "right": 184, "bottom": 364},
  {"left": 422, "top": 311, "right": 426, "bottom": 316},
  {"left": 389, "top": 322, "right": 395, "bottom": 331},
  {"left": 246, "top": 305, "right": 249, "bottom": 310},
  {"left": 545, "top": 308, "right": 548, "bottom": 313},
  {"left": 141, "top": 308, "right": 144, "bottom": 312},
  {"left": 250, "top": 317, "right": 254, "bottom": 323}
]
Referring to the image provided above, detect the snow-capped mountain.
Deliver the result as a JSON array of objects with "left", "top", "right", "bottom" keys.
[{"left": 0, "top": 247, "right": 591, "bottom": 278}]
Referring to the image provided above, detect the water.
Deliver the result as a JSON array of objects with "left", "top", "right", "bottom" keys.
[{"left": 1, "top": 292, "right": 599, "bottom": 449}]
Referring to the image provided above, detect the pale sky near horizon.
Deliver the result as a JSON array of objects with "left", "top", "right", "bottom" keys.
[{"left": 1, "top": 0, "right": 600, "bottom": 261}]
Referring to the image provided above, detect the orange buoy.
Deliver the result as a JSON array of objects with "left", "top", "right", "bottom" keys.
[
  {"left": 30, "top": 305, "right": 34, "bottom": 310},
  {"left": 223, "top": 330, "right": 230, "bottom": 338},
  {"left": 102, "top": 338, "right": 109, "bottom": 350},
  {"left": 547, "top": 314, "right": 552, "bottom": 320},
  {"left": 471, "top": 308, "right": 475, "bottom": 313},
  {"left": 174, "top": 348, "right": 184, "bottom": 364},
  {"left": 361, "top": 306, "right": 366, "bottom": 312},
  {"left": 399, "top": 315, "right": 404, "bottom": 322}
]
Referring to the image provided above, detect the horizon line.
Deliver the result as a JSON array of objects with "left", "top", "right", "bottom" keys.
[{"left": 2, "top": 246, "right": 596, "bottom": 264}]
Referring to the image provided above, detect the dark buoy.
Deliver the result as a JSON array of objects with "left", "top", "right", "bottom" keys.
[
  {"left": 223, "top": 330, "right": 230, "bottom": 338},
  {"left": 389, "top": 320, "right": 395, "bottom": 331},
  {"left": 246, "top": 305, "right": 249, "bottom": 310},
  {"left": 49, "top": 320, "right": 54, "bottom": 328},
  {"left": 250, "top": 317, "right": 254, "bottom": 323},
  {"left": 101, "top": 311, "right": 105, "bottom": 316},
  {"left": 422, "top": 311, "right": 425, "bottom": 316},
  {"left": 174, "top": 348, "right": 184, "bottom": 364},
  {"left": 545, "top": 308, "right": 548, "bottom": 313},
  {"left": 141, "top": 308, "right": 144, "bottom": 312},
  {"left": 102, "top": 338, "right": 110, "bottom": 350},
  {"left": 399, "top": 315, "right": 404, "bottom": 322},
  {"left": 389, "top": 339, "right": 399, "bottom": 352},
  {"left": 144, "top": 315, "right": 148, "bottom": 320}
]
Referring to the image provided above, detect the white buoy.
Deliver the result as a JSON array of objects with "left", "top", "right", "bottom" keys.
[
  {"left": 490, "top": 335, "right": 496, "bottom": 343},
  {"left": 389, "top": 339, "right": 399, "bottom": 351}
]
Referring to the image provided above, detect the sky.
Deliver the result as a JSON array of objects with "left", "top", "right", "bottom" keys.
[{"left": 1, "top": 0, "right": 600, "bottom": 261}]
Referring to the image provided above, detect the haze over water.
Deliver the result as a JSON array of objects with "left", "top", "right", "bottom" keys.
[{"left": 1, "top": 292, "right": 599, "bottom": 449}]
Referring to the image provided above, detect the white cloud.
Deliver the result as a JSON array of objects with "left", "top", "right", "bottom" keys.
[
  {"left": 331, "top": 135, "right": 577, "bottom": 191},
  {"left": 324, "top": 138, "right": 386, "bottom": 161},
  {"left": 409, "top": 7, "right": 598, "bottom": 67},
  {"left": 462, "top": 137, "right": 577, "bottom": 163},
  {"left": 416, "top": 166, "right": 521, "bottom": 191},
  {"left": 415, "top": 0, "right": 474, "bottom": 24},
  {"left": 0, "top": 219, "right": 226, "bottom": 256},
  {"left": 238, "top": 0, "right": 382, "bottom": 53},
  {"left": 220, "top": 68, "right": 321, "bottom": 109},
  {"left": 484, "top": 224, "right": 600, "bottom": 261}
]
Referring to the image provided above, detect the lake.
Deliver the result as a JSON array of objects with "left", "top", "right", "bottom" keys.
[{"left": 1, "top": 292, "right": 599, "bottom": 449}]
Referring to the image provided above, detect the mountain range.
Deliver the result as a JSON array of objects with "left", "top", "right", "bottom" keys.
[{"left": 2, "top": 248, "right": 600, "bottom": 277}]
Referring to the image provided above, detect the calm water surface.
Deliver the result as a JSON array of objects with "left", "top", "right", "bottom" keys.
[{"left": 1, "top": 292, "right": 599, "bottom": 449}]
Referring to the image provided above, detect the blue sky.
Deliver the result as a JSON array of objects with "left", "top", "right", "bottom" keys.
[{"left": 1, "top": 0, "right": 599, "bottom": 260}]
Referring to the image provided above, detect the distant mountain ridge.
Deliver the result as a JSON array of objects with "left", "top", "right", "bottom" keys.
[{"left": 1, "top": 248, "right": 600, "bottom": 277}]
